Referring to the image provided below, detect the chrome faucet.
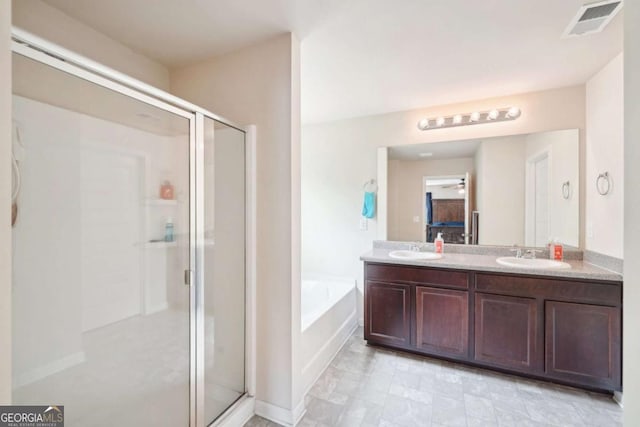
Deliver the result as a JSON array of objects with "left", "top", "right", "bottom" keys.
[
  {"left": 510, "top": 245, "right": 523, "bottom": 258},
  {"left": 524, "top": 249, "right": 543, "bottom": 259},
  {"left": 410, "top": 242, "right": 425, "bottom": 252}
]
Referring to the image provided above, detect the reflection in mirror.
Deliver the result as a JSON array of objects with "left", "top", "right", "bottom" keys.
[{"left": 387, "top": 129, "right": 579, "bottom": 248}]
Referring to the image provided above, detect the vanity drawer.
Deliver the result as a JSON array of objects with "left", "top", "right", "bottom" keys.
[
  {"left": 475, "top": 273, "right": 621, "bottom": 306},
  {"left": 366, "top": 263, "right": 469, "bottom": 289}
]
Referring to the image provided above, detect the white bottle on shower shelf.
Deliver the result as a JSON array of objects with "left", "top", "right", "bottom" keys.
[{"left": 164, "top": 217, "right": 174, "bottom": 242}]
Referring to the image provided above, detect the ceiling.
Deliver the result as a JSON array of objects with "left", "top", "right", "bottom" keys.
[
  {"left": 43, "top": 0, "right": 623, "bottom": 125},
  {"left": 43, "top": 0, "right": 348, "bottom": 66},
  {"left": 389, "top": 139, "right": 481, "bottom": 161}
]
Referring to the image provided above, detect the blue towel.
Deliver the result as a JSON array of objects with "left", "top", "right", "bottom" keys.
[{"left": 362, "top": 192, "right": 376, "bottom": 218}]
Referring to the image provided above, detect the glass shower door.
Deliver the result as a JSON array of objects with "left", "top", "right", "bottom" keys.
[
  {"left": 201, "top": 117, "right": 246, "bottom": 424},
  {"left": 11, "top": 52, "right": 192, "bottom": 427}
]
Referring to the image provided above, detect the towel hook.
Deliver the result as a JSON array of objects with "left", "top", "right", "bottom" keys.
[
  {"left": 596, "top": 172, "right": 611, "bottom": 196},
  {"left": 561, "top": 181, "right": 570, "bottom": 200}
]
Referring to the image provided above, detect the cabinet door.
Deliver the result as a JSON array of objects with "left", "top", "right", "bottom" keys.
[
  {"left": 475, "top": 293, "right": 540, "bottom": 372},
  {"left": 416, "top": 286, "right": 468, "bottom": 358},
  {"left": 545, "top": 301, "right": 621, "bottom": 390},
  {"left": 364, "top": 281, "right": 411, "bottom": 347}
]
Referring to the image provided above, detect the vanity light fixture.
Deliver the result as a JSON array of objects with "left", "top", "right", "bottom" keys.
[
  {"left": 418, "top": 118, "right": 430, "bottom": 129},
  {"left": 417, "top": 107, "right": 522, "bottom": 131}
]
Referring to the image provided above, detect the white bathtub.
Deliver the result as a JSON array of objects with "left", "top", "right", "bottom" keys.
[
  {"left": 300, "top": 276, "right": 357, "bottom": 393},
  {"left": 301, "top": 277, "right": 355, "bottom": 331}
]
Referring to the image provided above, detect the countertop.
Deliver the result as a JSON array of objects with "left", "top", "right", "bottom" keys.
[{"left": 360, "top": 248, "right": 623, "bottom": 282}]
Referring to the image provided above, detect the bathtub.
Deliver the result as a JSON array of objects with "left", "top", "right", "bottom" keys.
[{"left": 300, "top": 276, "right": 357, "bottom": 393}]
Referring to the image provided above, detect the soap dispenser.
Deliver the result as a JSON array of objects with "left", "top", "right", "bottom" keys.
[{"left": 435, "top": 232, "right": 444, "bottom": 254}]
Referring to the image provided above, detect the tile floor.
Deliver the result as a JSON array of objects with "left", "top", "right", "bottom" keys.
[
  {"left": 13, "top": 309, "right": 241, "bottom": 427},
  {"left": 245, "top": 327, "right": 622, "bottom": 427}
]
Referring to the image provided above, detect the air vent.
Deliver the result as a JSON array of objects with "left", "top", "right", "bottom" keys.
[{"left": 562, "top": 0, "right": 623, "bottom": 38}]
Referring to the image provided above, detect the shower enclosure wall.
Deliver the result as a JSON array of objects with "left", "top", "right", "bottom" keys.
[{"left": 10, "top": 29, "right": 253, "bottom": 427}]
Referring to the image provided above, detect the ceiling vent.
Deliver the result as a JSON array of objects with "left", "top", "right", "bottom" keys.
[{"left": 562, "top": 0, "right": 623, "bottom": 38}]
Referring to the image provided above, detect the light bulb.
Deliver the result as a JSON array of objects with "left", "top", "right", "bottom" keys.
[
  {"left": 417, "top": 118, "right": 430, "bottom": 130},
  {"left": 458, "top": 188, "right": 465, "bottom": 194},
  {"left": 436, "top": 117, "right": 445, "bottom": 127},
  {"left": 453, "top": 114, "right": 462, "bottom": 125},
  {"left": 469, "top": 112, "right": 480, "bottom": 122},
  {"left": 507, "top": 106, "right": 521, "bottom": 118},
  {"left": 488, "top": 109, "right": 499, "bottom": 120}
]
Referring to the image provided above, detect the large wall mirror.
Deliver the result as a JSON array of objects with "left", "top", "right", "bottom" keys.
[{"left": 385, "top": 129, "right": 579, "bottom": 248}]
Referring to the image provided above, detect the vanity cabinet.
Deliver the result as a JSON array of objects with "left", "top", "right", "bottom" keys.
[
  {"left": 545, "top": 301, "right": 621, "bottom": 390},
  {"left": 416, "top": 286, "right": 468, "bottom": 358},
  {"left": 363, "top": 262, "right": 622, "bottom": 392},
  {"left": 364, "top": 281, "right": 412, "bottom": 348},
  {"left": 474, "top": 293, "right": 540, "bottom": 372}
]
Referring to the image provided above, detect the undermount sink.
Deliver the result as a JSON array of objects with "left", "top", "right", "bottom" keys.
[
  {"left": 389, "top": 250, "right": 443, "bottom": 260},
  {"left": 496, "top": 256, "right": 571, "bottom": 270}
]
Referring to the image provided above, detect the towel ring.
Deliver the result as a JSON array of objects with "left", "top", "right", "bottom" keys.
[
  {"left": 596, "top": 172, "right": 611, "bottom": 196},
  {"left": 363, "top": 179, "right": 378, "bottom": 192},
  {"left": 561, "top": 181, "right": 570, "bottom": 200}
]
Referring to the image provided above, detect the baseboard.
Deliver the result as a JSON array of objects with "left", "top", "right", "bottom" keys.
[
  {"left": 255, "top": 400, "right": 296, "bottom": 426},
  {"left": 144, "top": 302, "right": 168, "bottom": 315},
  {"left": 358, "top": 317, "right": 364, "bottom": 327},
  {"left": 212, "top": 395, "right": 255, "bottom": 427},
  {"left": 614, "top": 391, "right": 623, "bottom": 408},
  {"left": 301, "top": 310, "right": 358, "bottom": 395},
  {"left": 13, "top": 351, "right": 85, "bottom": 388}
]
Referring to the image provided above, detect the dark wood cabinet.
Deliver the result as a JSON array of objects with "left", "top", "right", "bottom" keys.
[
  {"left": 475, "top": 293, "right": 540, "bottom": 372},
  {"left": 364, "top": 281, "right": 411, "bottom": 347},
  {"left": 545, "top": 301, "right": 621, "bottom": 390},
  {"left": 363, "top": 262, "right": 622, "bottom": 392},
  {"left": 416, "top": 286, "right": 468, "bottom": 358}
]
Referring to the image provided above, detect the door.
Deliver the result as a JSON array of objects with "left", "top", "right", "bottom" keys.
[
  {"left": 364, "top": 281, "right": 411, "bottom": 347},
  {"left": 475, "top": 293, "right": 540, "bottom": 372},
  {"left": 526, "top": 151, "right": 550, "bottom": 246},
  {"left": 545, "top": 301, "right": 621, "bottom": 389},
  {"left": 415, "top": 286, "right": 468, "bottom": 358}
]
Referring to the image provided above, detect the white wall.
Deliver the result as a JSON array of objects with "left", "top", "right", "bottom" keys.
[
  {"left": 171, "top": 33, "right": 303, "bottom": 421},
  {"left": 474, "top": 135, "right": 526, "bottom": 246},
  {"left": 624, "top": 1, "right": 640, "bottom": 423},
  {"left": 0, "top": 0, "right": 12, "bottom": 404},
  {"left": 11, "top": 0, "right": 170, "bottom": 90},
  {"left": 586, "top": 53, "right": 624, "bottom": 259},
  {"left": 11, "top": 95, "right": 186, "bottom": 387},
  {"left": 302, "top": 86, "right": 585, "bottom": 325},
  {"left": 388, "top": 157, "right": 474, "bottom": 242}
]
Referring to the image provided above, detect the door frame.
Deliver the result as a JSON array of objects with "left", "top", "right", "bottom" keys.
[{"left": 10, "top": 27, "right": 255, "bottom": 427}]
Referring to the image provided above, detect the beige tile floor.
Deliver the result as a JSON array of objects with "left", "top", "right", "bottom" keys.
[{"left": 245, "top": 327, "right": 622, "bottom": 427}]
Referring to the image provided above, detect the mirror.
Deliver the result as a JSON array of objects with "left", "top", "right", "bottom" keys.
[{"left": 386, "top": 129, "right": 580, "bottom": 247}]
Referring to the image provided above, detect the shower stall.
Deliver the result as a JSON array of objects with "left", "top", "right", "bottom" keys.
[{"left": 10, "top": 29, "right": 252, "bottom": 427}]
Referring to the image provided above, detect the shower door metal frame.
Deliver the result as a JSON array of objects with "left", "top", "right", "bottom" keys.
[{"left": 10, "top": 27, "right": 254, "bottom": 427}]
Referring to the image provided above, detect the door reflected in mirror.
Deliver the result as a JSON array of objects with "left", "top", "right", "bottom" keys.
[{"left": 386, "top": 129, "right": 579, "bottom": 248}]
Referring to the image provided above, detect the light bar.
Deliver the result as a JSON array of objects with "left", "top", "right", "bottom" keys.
[{"left": 417, "top": 107, "right": 521, "bottom": 130}]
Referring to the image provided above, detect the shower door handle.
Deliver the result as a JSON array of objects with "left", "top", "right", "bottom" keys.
[{"left": 184, "top": 269, "right": 193, "bottom": 287}]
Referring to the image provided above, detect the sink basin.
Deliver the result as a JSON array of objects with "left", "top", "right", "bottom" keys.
[
  {"left": 496, "top": 257, "right": 571, "bottom": 270},
  {"left": 389, "top": 250, "right": 443, "bottom": 260}
]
